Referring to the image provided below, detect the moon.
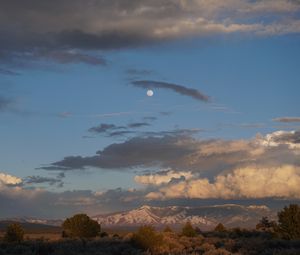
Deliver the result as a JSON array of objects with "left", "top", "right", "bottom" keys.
[{"left": 147, "top": 89, "right": 154, "bottom": 97}]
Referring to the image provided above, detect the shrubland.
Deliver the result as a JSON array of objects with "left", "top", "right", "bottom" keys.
[{"left": 0, "top": 204, "right": 300, "bottom": 255}]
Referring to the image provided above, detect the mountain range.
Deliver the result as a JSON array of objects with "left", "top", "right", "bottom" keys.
[
  {"left": 0, "top": 204, "right": 275, "bottom": 230},
  {"left": 93, "top": 204, "right": 275, "bottom": 230}
]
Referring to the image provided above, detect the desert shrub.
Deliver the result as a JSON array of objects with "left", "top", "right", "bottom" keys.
[
  {"left": 100, "top": 232, "right": 108, "bottom": 238},
  {"left": 62, "top": 214, "right": 101, "bottom": 238},
  {"left": 214, "top": 223, "right": 226, "bottom": 232},
  {"left": 277, "top": 204, "right": 300, "bottom": 240},
  {"left": 256, "top": 216, "right": 277, "bottom": 232},
  {"left": 163, "top": 225, "right": 173, "bottom": 232},
  {"left": 203, "top": 247, "right": 231, "bottom": 255},
  {"left": 4, "top": 223, "right": 24, "bottom": 243},
  {"left": 131, "top": 225, "right": 163, "bottom": 252},
  {"left": 182, "top": 221, "right": 197, "bottom": 237},
  {"left": 161, "top": 232, "right": 185, "bottom": 253}
]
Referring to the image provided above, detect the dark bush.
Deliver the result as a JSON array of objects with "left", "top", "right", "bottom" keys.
[
  {"left": 214, "top": 223, "right": 226, "bottom": 232},
  {"left": 277, "top": 204, "right": 300, "bottom": 240},
  {"left": 256, "top": 216, "right": 277, "bottom": 232},
  {"left": 62, "top": 213, "right": 101, "bottom": 238},
  {"left": 4, "top": 223, "right": 25, "bottom": 243},
  {"left": 181, "top": 221, "right": 197, "bottom": 237},
  {"left": 100, "top": 232, "right": 108, "bottom": 238}
]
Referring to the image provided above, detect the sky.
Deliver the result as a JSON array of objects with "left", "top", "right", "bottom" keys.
[{"left": 0, "top": 0, "right": 300, "bottom": 219}]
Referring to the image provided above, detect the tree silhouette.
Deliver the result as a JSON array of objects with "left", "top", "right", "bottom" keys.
[
  {"left": 4, "top": 223, "right": 24, "bottom": 243},
  {"left": 181, "top": 221, "right": 197, "bottom": 237},
  {"left": 277, "top": 204, "right": 300, "bottom": 240},
  {"left": 256, "top": 216, "right": 276, "bottom": 232},
  {"left": 62, "top": 214, "right": 101, "bottom": 238},
  {"left": 214, "top": 223, "right": 226, "bottom": 232}
]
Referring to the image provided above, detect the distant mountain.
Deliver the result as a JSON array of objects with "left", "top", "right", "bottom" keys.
[
  {"left": 0, "top": 220, "right": 61, "bottom": 233},
  {"left": 93, "top": 204, "right": 275, "bottom": 230}
]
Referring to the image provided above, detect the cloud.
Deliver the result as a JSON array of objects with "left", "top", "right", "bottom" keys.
[
  {"left": 0, "top": 172, "right": 22, "bottom": 186},
  {"left": 46, "top": 134, "right": 196, "bottom": 170},
  {"left": 88, "top": 121, "right": 151, "bottom": 137},
  {"left": 127, "top": 122, "right": 150, "bottom": 128},
  {"left": 135, "top": 169, "right": 193, "bottom": 185},
  {"left": 146, "top": 165, "right": 300, "bottom": 200},
  {"left": 257, "top": 130, "right": 300, "bottom": 149},
  {"left": 25, "top": 175, "right": 64, "bottom": 188},
  {"left": 0, "top": 0, "right": 299, "bottom": 67},
  {"left": 131, "top": 80, "right": 210, "bottom": 102},
  {"left": 0, "top": 176, "right": 144, "bottom": 218},
  {"left": 88, "top": 124, "right": 125, "bottom": 134},
  {"left": 108, "top": 130, "right": 137, "bottom": 137},
  {"left": 273, "top": 117, "right": 300, "bottom": 123},
  {"left": 43, "top": 130, "right": 300, "bottom": 178}
]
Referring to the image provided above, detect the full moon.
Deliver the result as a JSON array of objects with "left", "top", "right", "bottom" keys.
[{"left": 147, "top": 90, "right": 154, "bottom": 97}]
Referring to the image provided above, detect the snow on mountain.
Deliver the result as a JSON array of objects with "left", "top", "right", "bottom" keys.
[{"left": 93, "top": 204, "right": 274, "bottom": 229}]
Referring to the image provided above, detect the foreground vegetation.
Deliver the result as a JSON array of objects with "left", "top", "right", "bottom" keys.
[{"left": 0, "top": 204, "right": 299, "bottom": 255}]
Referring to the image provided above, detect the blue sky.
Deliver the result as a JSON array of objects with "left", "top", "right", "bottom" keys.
[{"left": 0, "top": 0, "right": 300, "bottom": 218}]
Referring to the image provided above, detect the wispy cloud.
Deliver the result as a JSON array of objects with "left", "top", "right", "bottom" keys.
[
  {"left": 273, "top": 117, "right": 300, "bottom": 123},
  {"left": 25, "top": 175, "right": 64, "bottom": 188},
  {"left": 131, "top": 80, "right": 210, "bottom": 102},
  {"left": 127, "top": 122, "right": 150, "bottom": 128},
  {"left": 88, "top": 124, "right": 125, "bottom": 134}
]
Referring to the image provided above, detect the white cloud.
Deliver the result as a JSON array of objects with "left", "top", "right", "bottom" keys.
[
  {"left": 256, "top": 130, "right": 300, "bottom": 149},
  {"left": 146, "top": 165, "right": 300, "bottom": 200},
  {"left": 0, "top": 172, "right": 22, "bottom": 186},
  {"left": 135, "top": 169, "right": 193, "bottom": 185}
]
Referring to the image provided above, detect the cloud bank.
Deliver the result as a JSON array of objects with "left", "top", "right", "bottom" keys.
[
  {"left": 0, "top": 0, "right": 300, "bottom": 68},
  {"left": 145, "top": 165, "right": 300, "bottom": 199}
]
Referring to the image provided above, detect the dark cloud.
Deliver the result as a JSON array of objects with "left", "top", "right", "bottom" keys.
[
  {"left": 272, "top": 130, "right": 300, "bottom": 144},
  {"left": 35, "top": 166, "right": 72, "bottom": 171},
  {"left": 108, "top": 130, "right": 137, "bottom": 137},
  {"left": 88, "top": 124, "right": 124, "bottom": 134},
  {"left": 47, "top": 135, "right": 195, "bottom": 170},
  {"left": 1, "top": 0, "right": 299, "bottom": 68},
  {"left": 88, "top": 121, "right": 151, "bottom": 136},
  {"left": 25, "top": 175, "right": 64, "bottom": 187},
  {"left": 127, "top": 122, "right": 150, "bottom": 128},
  {"left": 56, "top": 29, "right": 152, "bottom": 50},
  {"left": 131, "top": 80, "right": 210, "bottom": 102},
  {"left": 42, "top": 129, "right": 300, "bottom": 183},
  {"left": 273, "top": 117, "right": 300, "bottom": 123}
]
